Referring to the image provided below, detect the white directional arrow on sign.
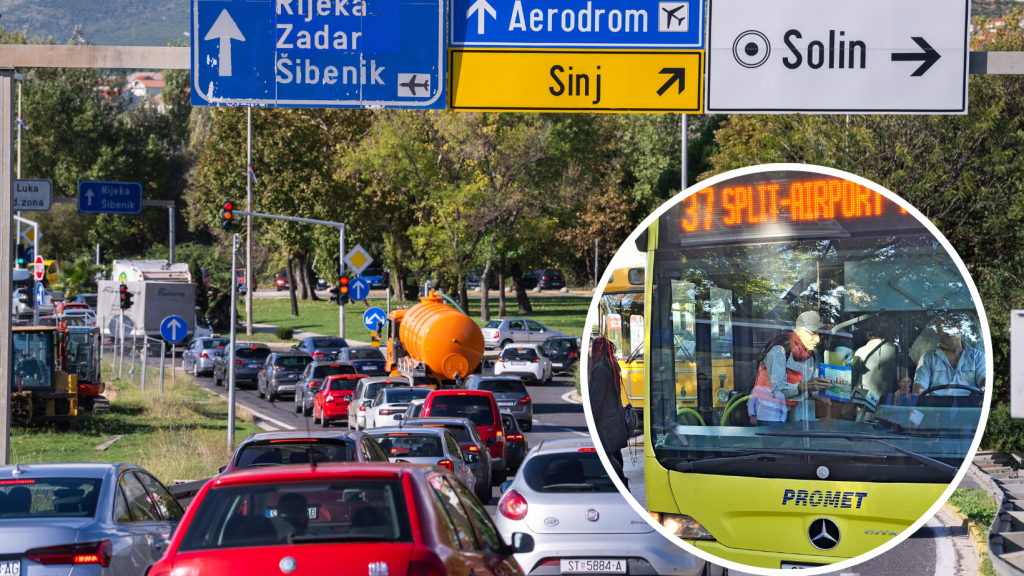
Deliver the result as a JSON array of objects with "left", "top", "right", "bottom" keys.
[
  {"left": 167, "top": 318, "right": 183, "bottom": 341},
  {"left": 466, "top": 0, "right": 496, "bottom": 34},
  {"left": 84, "top": 189, "right": 94, "bottom": 205},
  {"left": 205, "top": 9, "right": 245, "bottom": 77}
]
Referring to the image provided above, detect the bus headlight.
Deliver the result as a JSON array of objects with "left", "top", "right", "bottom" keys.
[{"left": 649, "top": 512, "right": 715, "bottom": 540}]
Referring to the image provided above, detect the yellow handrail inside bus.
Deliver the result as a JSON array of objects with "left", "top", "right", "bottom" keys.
[
  {"left": 721, "top": 395, "right": 751, "bottom": 426},
  {"left": 675, "top": 407, "right": 705, "bottom": 426}
]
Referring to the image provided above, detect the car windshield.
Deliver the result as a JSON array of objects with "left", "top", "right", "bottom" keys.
[
  {"left": 13, "top": 330, "right": 54, "bottom": 391},
  {"left": 82, "top": 296, "right": 98, "bottom": 308},
  {"left": 543, "top": 339, "right": 577, "bottom": 352},
  {"left": 442, "top": 426, "right": 472, "bottom": 443},
  {"left": 205, "top": 339, "right": 230, "bottom": 349},
  {"left": 0, "top": 478, "right": 102, "bottom": 518},
  {"left": 312, "top": 338, "right": 347, "bottom": 348},
  {"left": 276, "top": 356, "right": 313, "bottom": 368},
  {"left": 236, "top": 348, "right": 271, "bottom": 360},
  {"left": 235, "top": 440, "right": 354, "bottom": 468},
  {"left": 384, "top": 389, "right": 432, "bottom": 403},
  {"left": 178, "top": 480, "right": 411, "bottom": 551},
  {"left": 349, "top": 349, "right": 384, "bottom": 360},
  {"left": 428, "top": 396, "right": 495, "bottom": 426},
  {"left": 313, "top": 365, "right": 356, "bottom": 378},
  {"left": 500, "top": 348, "right": 538, "bottom": 361},
  {"left": 328, "top": 379, "right": 358, "bottom": 392},
  {"left": 648, "top": 172, "right": 985, "bottom": 484},
  {"left": 476, "top": 380, "right": 527, "bottom": 394},
  {"left": 372, "top": 434, "right": 444, "bottom": 457},
  {"left": 523, "top": 452, "right": 617, "bottom": 493}
]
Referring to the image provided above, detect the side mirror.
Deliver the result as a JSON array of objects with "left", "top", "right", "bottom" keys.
[
  {"left": 394, "top": 414, "right": 404, "bottom": 420},
  {"left": 510, "top": 533, "right": 534, "bottom": 554},
  {"left": 486, "top": 438, "right": 496, "bottom": 447},
  {"left": 343, "top": 394, "right": 353, "bottom": 401},
  {"left": 218, "top": 466, "right": 227, "bottom": 473},
  {"left": 462, "top": 452, "right": 479, "bottom": 464},
  {"left": 500, "top": 481, "right": 512, "bottom": 493}
]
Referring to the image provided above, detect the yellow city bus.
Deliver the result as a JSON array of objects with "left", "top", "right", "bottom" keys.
[
  {"left": 599, "top": 267, "right": 647, "bottom": 413},
  {"left": 638, "top": 169, "right": 988, "bottom": 569}
]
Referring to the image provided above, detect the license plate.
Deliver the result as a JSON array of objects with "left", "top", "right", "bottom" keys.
[
  {"left": 497, "top": 401, "right": 516, "bottom": 407},
  {"left": 553, "top": 363, "right": 563, "bottom": 368},
  {"left": 512, "top": 361, "right": 527, "bottom": 366},
  {"left": 248, "top": 364, "right": 261, "bottom": 369},
  {"left": 560, "top": 559, "right": 625, "bottom": 574},
  {"left": 0, "top": 560, "right": 20, "bottom": 575},
  {"left": 780, "top": 562, "right": 824, "bottom": 569}
]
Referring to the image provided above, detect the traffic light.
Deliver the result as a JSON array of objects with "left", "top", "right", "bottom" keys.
[
  {"left": 338, "top": 276, "right": 350, "bottom": 305},
  {"left": 16, "top": 244, "right": 25, "bottom": 267},
  {"left": 119, "top": 283, "right": 134, "bottom": 310},
  {"left": 19, "top": 278, "right": 33, "bottom": 309},
  {"left": 220, "top": 201, "right": 234, "bottom": 231},
  {"left": 94, "top": 245, "right": 106, "bottom": 264},
  {"left": 329, "top": 286, "right": 341, "bottom": 305}
]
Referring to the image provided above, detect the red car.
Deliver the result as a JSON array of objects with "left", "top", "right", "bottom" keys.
[
  {"left": 313, "top": 374, "right": 361, "bottom": 428},
  {"left": 275, "top": 268, "right": 290, "bottom": 291},
  {"left": 421, "top": 390, "right": 506, "bottom": 484},
  {"left": 148, "top": 464, "right": 532, "bottom": 576}
]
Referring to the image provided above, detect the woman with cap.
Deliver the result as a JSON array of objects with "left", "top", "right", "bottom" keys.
[{"left": 749, "top": 311, "right": 832, "bottom": 425}]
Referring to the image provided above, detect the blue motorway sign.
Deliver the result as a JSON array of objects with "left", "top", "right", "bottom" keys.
[
  {"left": 348, "top": 278, "right": 370, "bottom": 301},
  {"left": 160, "top": 315, "right": 188, "bottom": 343},
  {"left": 363, "top": 307, "right": 387, "bottom": 330},
  {"left": 191, "top": 0, "right": 445, "bottom": 109},
  {"left": 35, "top": 283, "right": 45, "bottom": 307},
  {"left": 451, "top": 0, "right": 704, "bottom": 48},
  {"left": 77, "top": 181, "right": 143, "bottom": 215}
]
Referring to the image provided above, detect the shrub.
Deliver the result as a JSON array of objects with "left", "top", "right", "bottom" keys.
[
  {"left": 982, "top": 402, "right": 1024, "bottom": 452},
  {"left": 275, "top": 326, "right": 294, "bottom": 340},
  {"left": 948, "top": 488, "right": 997, "bottom": 538}
]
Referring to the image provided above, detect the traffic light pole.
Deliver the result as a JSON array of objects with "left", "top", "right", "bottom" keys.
[
  {"left": 232, "top": 210, "right": 347, "bottom": 338},
  {"left": 228, "top": 234, "right": 239, "bottom": 451}
]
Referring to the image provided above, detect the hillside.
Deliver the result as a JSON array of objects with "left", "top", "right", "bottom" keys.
[{"left": 0, "top": 0, "right": 188, "bottom": 46}]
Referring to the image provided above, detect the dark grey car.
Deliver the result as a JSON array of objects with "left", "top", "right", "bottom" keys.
[
  {"left": 291, "top": 336, "right": 349, "bottom": 360},
  {"left": 0, "top": 462, "right": 183, "bottom": 576},
  {"left": 334, "top": 346, "right": 387, "bottom": 376},
  {"left": 212, "top": 343, "right": 271, "bottom": 388},
  {"left": 465, "top": 375, "right": 532, "bottom": 430},
  {"left": 400, "top": 416, "right": 493, "bottom": 504},
  {"left": 257, "top": 353, "right": 313, "bottom": 402},
  {"left": 181, "top": 337, "right": 231, "bottom": 377},
  {"left": 541, "top": 336, "right": 581, "bottom": 375},
  {"left": 293, "top": 361, "right": 359, "bottom": 417}
]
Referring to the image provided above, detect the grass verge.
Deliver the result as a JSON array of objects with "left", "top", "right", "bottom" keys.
[
  {"left": 947, "top": 488, "right": 998, "bottom": 576},
  {"left": 10, "top": 357, "right": 262, "bottom": 485},
  {"left": 243, "top": 295, "right": 590, "bottom": 340}
]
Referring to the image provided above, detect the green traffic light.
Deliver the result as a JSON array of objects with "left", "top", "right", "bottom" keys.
[{"left": 16, "top": 258, "right": 24, "bottom": 265}]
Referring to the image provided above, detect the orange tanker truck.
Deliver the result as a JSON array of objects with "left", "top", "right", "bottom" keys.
[{"left": 384, "top": 291, "right": 485, "bottom": 388}]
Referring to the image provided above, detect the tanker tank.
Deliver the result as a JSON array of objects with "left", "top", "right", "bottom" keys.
[{"left": 389, "top": 292, "right": 484, "bottom": 388}]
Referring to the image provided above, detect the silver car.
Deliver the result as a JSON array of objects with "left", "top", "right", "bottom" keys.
[
  {"left": 181, "top": 337, "right": 230, "bottom": 376},
  {"left": 494, "top": 438, "right": 711, "bottom": 576},
  {"left": 483, "top": 318, "right": 565, "bottom": 350},
  {"left": 364, "top": 386, "right": 433, "bottom": 429},
  {"left": 0, "top": 462, "right": 183, "bottom": 576},
  {"left": 365, "top": 427, "right": 477, "bottom": 492},
  {"left": 346, "top": 376, "right": 410, "bottom": 430},
  {"left": 465, "top": 375, "right": 533, "bottom": 430},
  {"left": 401, "top": 416, "right": 494, "bottom": 505}
]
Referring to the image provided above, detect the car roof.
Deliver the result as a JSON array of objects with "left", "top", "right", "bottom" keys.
[
  {"left": 360, "top": 376, "right": 410, "bottom": 384},
  {"left": 367, "top": 426, "right": 446, "bottom": 437},
  {"left": 0, "top": 462, "right": 139, "bottom": 479},
  {"left": 544, "top": 336, "right": 576, "bottom": 341},
  {"left": 402, "top": 416, "right": 475, "bottom": 428},
  {"left": 428, "top": 389, "right": 493, "bottom": 396},
  {"left": 312, "top": 360, "right": 355, "bottom": 367},
  {"left": 535, "top": 437, "right": 596, "bottom": 454},
  {"left": 213, "top": 463, "right": 425, "bottom": 487},
  {"left": 239, "top": 430, "right": 364, "bottom": 444},
  {"left": 469, "top": 375, "right": 521, "bottom": 382},
  {"left": 235, "top": 342, "right": 270, "bottom": 349},
  {"left": 501, "top": 343, "right": 542, "bottom": 350},
  {"left": 271, "top": 353, "right": 309, "bottom": 358}
]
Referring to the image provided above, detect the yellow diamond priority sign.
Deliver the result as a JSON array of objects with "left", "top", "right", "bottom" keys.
[{"left": 344, "top": 245, "right": 374, "bottom": 276}]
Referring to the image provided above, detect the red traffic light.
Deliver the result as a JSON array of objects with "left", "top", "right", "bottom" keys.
[
  {"left": 224, "top": 202, "right": 233, "bottom": 211},
  {"left": 340, "top": 277, "right": 349, "bottom": 285},
  {"left": 120, "top": 284, "right": 127, "bottom": 294}
]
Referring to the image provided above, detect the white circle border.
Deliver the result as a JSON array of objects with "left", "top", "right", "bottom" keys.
[{"left": 579, "top": 163, "right": 994, "bottom": 576}]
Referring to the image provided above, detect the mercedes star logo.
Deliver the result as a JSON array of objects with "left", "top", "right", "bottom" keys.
[{"left": 808, "top": 518, "right": 841, "bottom": 551}]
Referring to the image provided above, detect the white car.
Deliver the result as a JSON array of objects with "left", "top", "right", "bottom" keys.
[
  {"left": 364, "top": 386, "right": 433, "bottom": 429},
  {"left": 494, "top": 343, "right": 553, "bottom": 384},
  {"left": 494, "top": 438, "right": 714, "bottom": 576}
]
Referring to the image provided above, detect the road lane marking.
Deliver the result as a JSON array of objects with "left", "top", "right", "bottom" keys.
[{"left": 192, "top": 380, "right": 298, "bottom": 430}]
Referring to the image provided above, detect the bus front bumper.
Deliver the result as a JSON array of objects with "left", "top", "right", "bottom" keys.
[{"left": 688, "top": 540, "right": 845, "bottom": 570}]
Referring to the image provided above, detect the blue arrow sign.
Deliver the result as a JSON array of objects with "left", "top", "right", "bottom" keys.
[
  {"left": 363, "top": 307, "right": 387, "bottom": 330},
  {"left": 160, "top": 315, "right": 188, "bottom": 343},
  {"left": 451, "top": 0, "right": 704, "bottom": 48},
  {"left": 191, "top": 0, "right": 445, "bottom": 109},
  {"left": 77, "top": 181, "right": 143, "bottom": 215},
  {"left": 349, "top": 278, "right": 370, "bottom": 301},
  {"left": 34, "top": 283, "right": 45, "bottom": 307}
]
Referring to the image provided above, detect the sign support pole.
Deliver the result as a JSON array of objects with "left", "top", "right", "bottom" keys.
[
  {"left": 158, "top": 341, "right": 165, "bottom": 396},
  {"left": 344, "top": 224, "right": 348, "bottom": 338},
  {"left": 228, "top": 234, "right": 239, "bottom": 450},
  {"left": 118, "top": 310, "right": 125, "bottom": 378},
  {"left": 15, "top": 78, "right": 20, "bottom": 262},
  {"left": 141, "top": 336, "right": 147, "bottom": 392},
  {"left": 130, "top": 330, "right": 137, "bottom": 385},
  {"left": 172, "top": 344, "right": 176, "bottom": 382},
  {"left": 246, "top": 106, "right": 253, "bottom": 337},
  {"left": 0, "top": 68, "right": 15, "bottom": 465},
  {"left": 169, "top": 205, "right": 176, "bottom": 264},
  {"left": 681, "top": 114, "right": 688, "bottom": 190}
]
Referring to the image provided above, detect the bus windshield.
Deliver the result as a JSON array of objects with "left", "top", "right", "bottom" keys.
[{"left": 648, "top": 173, "right": 986, "bottom": 484}]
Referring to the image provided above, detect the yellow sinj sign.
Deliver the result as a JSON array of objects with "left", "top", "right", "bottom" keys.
[{"left": 449, "top": 49, "right": 703, "bottom": 113}]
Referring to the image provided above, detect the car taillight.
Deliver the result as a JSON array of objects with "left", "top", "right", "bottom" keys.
[
  {"left": 358, "top": 404, "right": 366, "bottom": 412},
  {"left": 542, "top": 276, "right": 550, "bottom": 279},
  {"left": 200, "top": 352, "right": 209, "bottom": 358},
  {"left": 380, "top": 409, "right": 402, "bottom": 415},
  {"left": 533, "top": 358, "right": 539, "bottom": 363},
  {"left": 326, "top": 395, "right": 334, "bottom": 402},
  {"left": 408, "top": 561, "right": 444, "bottom": 576},
  {"left": 235, "top": 359, "right": 244, "bottom": 365},
  {"left": 498, "top": 489, "right": 528, "bottom": 520},
  {"left": 492, "top": 331, "right": 500, "bottom": 339},
  {"left": 438, "top": 459, "right": 454, "bottom": 471},
  {"left": 308, "top": 381, "right": 319, "bottom": 388},
  {"left": 313, "top": 353, "right": 325, "bottom": 357},
  {"left": 518, "top": 396, "right": 531, "bottom": 404},
  {"left": 508, "top": 434, "right": 523, "bottom": 441},
  {"left": 26, "top": 541, "right": 112, "bottom": 567},
  {"left": 579, "top": 447, "right": 597, "bottom": 452},
  {"left": 569, "top": 350, "right": 578, "bottom": 358}
]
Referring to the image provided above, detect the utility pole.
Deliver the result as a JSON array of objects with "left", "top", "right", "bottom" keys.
[
  {"left": 168, "top": 205, "right": 175, "bottom": 264},
  {"left": 1, "top": 68, "right": 15, "bottom": 465},
  {"left": 681, "top": 114, "right": 688, "bottom": 191},
  {"left": 14, "top": 74, "right": 21, "bottom": 267},
  {"left": 339, "top": 224, "right": 346, "bottom": 339},
  {"left": 594, "top": 239, "right": 598, "bottom": 287},
  {"left": 228, "top": 234, "right": 239, "bottom": 449},
  {"left": 245, "top": 106, "right": 253, "bottom": 336}
]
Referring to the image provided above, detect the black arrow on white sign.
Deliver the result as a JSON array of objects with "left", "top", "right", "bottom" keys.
[{"left": 890, "top": 37, "right": 941, "bottom": 76}]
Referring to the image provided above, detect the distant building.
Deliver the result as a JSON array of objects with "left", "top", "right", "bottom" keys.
[{"left": 127, "top": 72, "right": 165, "bottom": 111}]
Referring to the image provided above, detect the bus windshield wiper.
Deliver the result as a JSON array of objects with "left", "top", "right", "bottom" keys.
[
  {"left": 755, "top": 431, "right": 957, "bottom": 477},
  {"left": 672, "top": 448, "right": 852, "bottom": 472}
]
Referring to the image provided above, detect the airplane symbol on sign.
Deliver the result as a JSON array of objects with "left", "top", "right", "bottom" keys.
[
  {"left": 663, "top": 5, "right": 686, "bottom": 27},
  {"left": 658, "top": 2, "right": 688, "bottom": 32},
  {"left": 400, "top": 75, "right": 430, "bottom": 96}
]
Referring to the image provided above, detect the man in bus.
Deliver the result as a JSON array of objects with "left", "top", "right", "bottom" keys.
[
  {"left": 913, "top": 313, "right": 985, "bottom": 397},
  {"left": 749, "top": 311, "right": 831, "bottom": 425}
]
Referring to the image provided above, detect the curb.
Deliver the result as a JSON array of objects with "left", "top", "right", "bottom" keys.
[
  {"left": 943, "top": 501, "right": 989, "bottom": 576},
  {"left": 563, "top": 390, "right": 582, "bottom": 404}
]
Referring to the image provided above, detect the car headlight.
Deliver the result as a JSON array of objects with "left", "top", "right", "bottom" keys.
[{"left": 648, "top": 512, "right": 715, "bottom": 540}]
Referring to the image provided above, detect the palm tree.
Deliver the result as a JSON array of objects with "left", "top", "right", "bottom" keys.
[{"left": 57, "top": 257, "right": 104, "bottom": 298}]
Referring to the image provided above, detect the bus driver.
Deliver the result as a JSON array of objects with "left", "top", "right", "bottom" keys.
[
  {"left": 749, "top": 311, "right": 831, "bottom": 425},
  {"left": 913, "top": 313, "right": 985, "bottom": 397}
]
